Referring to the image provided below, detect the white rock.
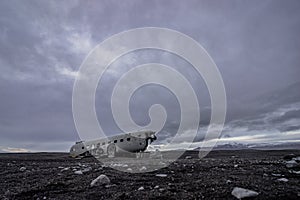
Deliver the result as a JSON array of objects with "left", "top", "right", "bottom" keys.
[
  {"left": 138, "top": 186, "right": 144, "bottom": 191},
  {"left": 90, "top": 174, "right": 110, "bottom": 187},
  {"left": 127, "top": 168, "right": 132, "bottom": 171},
  {"left": 155, "top": 174, "right": 167, "bottom": 177},
  {"left": 19, "top": 167, "right": 26, "bottom": 172},
  {"left": 277, "top": 178, "right": 288, "bottom": 182},
  {"left": 226, "top": 180, "right": 232, "bottom": 184},
  {"left": 82, "top": 167, "right": 92, "bottom": 173},
  {"left": 61, "top": 167, "right": 70, "bottom": 172},
  {"left": 234, "top": 164, "right": 238, "bottom": 168},
  {"left": 74, "top": 170, "right": 83, "bottom": 175},
  {"left": 271, "top": 173, "right": 282, "bottom": 177},
  {"left": 185, "top": 156, "right": 192, "bottom": 159},
  {"left": 293, "top": 156, "right": 300, "bottom": 161},
  {"left": 286, "top": 160, "right": 300, "bottom": 168},
  {"left": 289, "top": 170, "right": 300, "bottom": 174},
  {"left": 154, "top": 185, "right": 159, "bottom": 189},
  {"left": 231, "top": 187, "right": 259, "bottom": 199},
  {"left": 140, "top": 166, "right": 147, "bottom": 171}
]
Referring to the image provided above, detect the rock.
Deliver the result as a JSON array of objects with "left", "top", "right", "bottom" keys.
[
  {"left": 156, "top": 174, "right": 167, "bottom": 177},
  {"left": 19, "top": 167, "right": 26, "bottom": 172},
  {"left": 154, "top": 185, "right": 159, "bottom": 189},
  {"left": 271, "top": 173, "right": 282, "bottom": 177},
  {"left": 127, "top": 168, "right": 132, "bottom": 171},
  {"left": 74, "top": 170, "right": 83, "bottom": 175},
  {"left": 286, "top": 160, "right": 300, "bottom": 168},
  {"left": 61, "top": 167, "right": 70, "bottom": 172},
  {"left": 226, "top": 180, "right": 232, "bottom": 184},
  {"left": 294, "top": 157, "right": 300, "bottom": 161},
  {"left": 140, "top": 166, "right": 147, "bottom": 171},
  {"left": 231, "top": 187, "right": 259, "bottom": 199},
  {"left": 138, "top": 186, "right": 144, "bottom": 191},
  {"left": 90, "top": 174, "right": 110, "bottom": 187},
  {"left": 185, "top": 156, "right": 192, "bottom": 159},
  {"left": 82, "top": 167, "right": 92, "bottom": 173},
  {"left": 234, "top": 164, "right": 238, "bottom": 168},
  {"left": 277, "top": 178, "right": 288, "bottom": 182},
  {"left": 289, "top": 170, "right": 300, "bottom": 174}
]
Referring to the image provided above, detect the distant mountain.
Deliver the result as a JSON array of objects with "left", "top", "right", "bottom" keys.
[
  {"left": 194, "top": 142, "right": 300, "bottom": 151},
  {"left": 247, "top": 142, "right": 300, "bottom": 150},
  {"left": 213, "top": 142, "right": 250, "bottom": 150}
]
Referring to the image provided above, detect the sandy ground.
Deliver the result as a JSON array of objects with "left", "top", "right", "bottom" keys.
[{"left": 1, "top": 150, "right": 300, "bottom": 199}]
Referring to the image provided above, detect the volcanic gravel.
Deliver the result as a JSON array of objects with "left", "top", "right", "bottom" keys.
[{"left": 1, "top": 150, "right": 300, "bottom": 199}]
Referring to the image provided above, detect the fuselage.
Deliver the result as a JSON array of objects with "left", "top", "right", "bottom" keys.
[{"left": 70, "top": 131, "right": 157, "bottom": 158}]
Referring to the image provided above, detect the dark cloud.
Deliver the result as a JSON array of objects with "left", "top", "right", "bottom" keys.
[{"left": 0, "top": 0, "right": 300, "bottom": 151}]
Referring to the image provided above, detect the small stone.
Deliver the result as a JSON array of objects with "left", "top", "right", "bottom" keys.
[
  {"left": 293, "top": 157, "right": 300, "bottom": 161},
  {"left": 226, "top": 180, "right": 232, "bottom": 184},
  {"left": 82, "top": 167, "right": 92, "bottom": 173},
  {"left": 185, "top": 156, "right": 192, "bottom": 159},
  {"left": 90, "top": 174, "right": 110, "bottom": 187},
  {"left": 289, "top": 170, "right": 300, "bottom": 174},
  {"left": 74, "top": 170, "right": 83, "bottom": 175},
  {"left": 140, "top": 166, "right": 147, "bottom": 171},
  {"left": 19, "top": 167, "right": 26, "bottom": 172},
  {"left": 286, "top": 160, "right": 300, "bottom": 168},
  {"left": 61, "top": 167, "right": 70, "bottom": 172},
  {"left": 155, "top": 174, "right": 167, "bottom": 177},
  {"left": 154, "top": 185, "right": 159, "bottom": 189},
  {"left": 277, "top": 178, "right": 288, "bottom": 182},
  {"left": 231, "top": 187, "right": 259, "bottom": 199},
  {"left": 138, "top": 186, "right": 144, "bottom": 191},
  {"left": 234, "top": 164, "right": 238, "bottom": 168},
  {"left": 271, "top": 173, "right": 282, "bottom": 177}
]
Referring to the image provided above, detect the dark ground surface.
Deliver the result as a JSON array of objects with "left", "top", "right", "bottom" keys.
[{"left": 1, "top": 150, "right": 300, "bottom": 200}]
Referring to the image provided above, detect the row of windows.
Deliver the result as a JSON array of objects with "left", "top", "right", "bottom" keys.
[
  {"left": 81, "top": 137, "right": 132, "bottom": 150},
  {"left": 113, "top": 137, "right": 131, "bottom": 144}
]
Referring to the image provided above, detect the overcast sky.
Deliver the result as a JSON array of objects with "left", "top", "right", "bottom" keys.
[{"left": 0, "top": 0, "right": 300, "bottom": 152}]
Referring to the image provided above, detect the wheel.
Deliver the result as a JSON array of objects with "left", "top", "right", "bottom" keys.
[{"left": 107, "top": 144, "right": 116, "bottom": 158}]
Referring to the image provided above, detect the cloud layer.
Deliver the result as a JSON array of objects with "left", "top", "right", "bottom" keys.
[{"left": 0, "top": 0, "right": 300, "bottom": 151}]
